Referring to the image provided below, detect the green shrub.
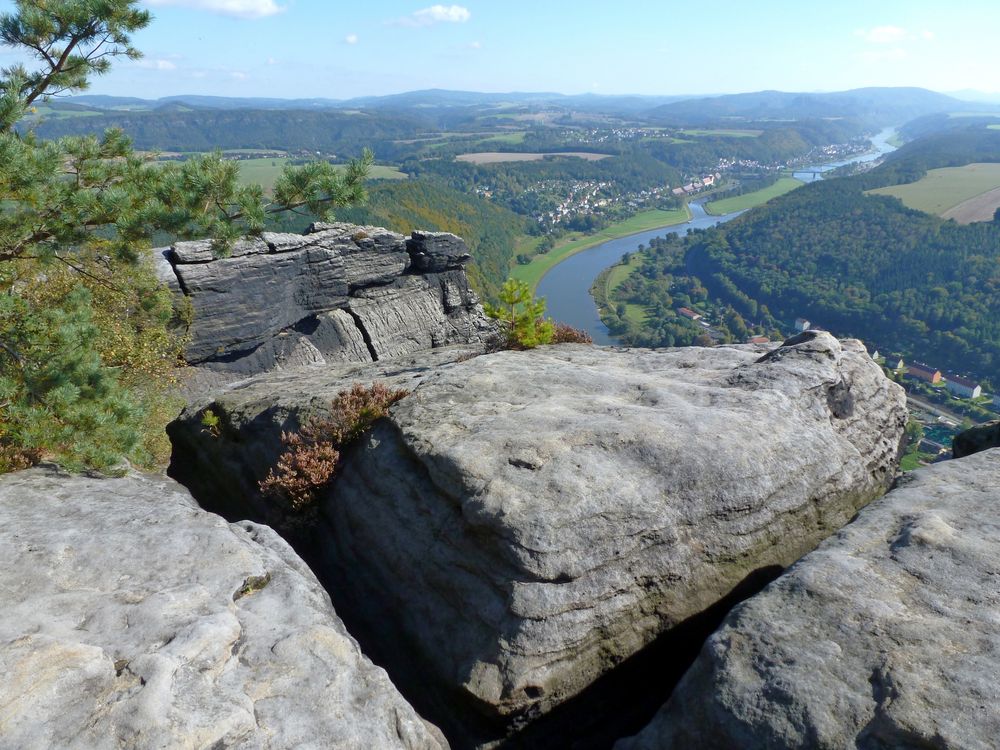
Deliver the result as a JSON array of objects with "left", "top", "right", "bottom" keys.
[{"left": 485, "top": 278, "right": 555, "bottom": 349}]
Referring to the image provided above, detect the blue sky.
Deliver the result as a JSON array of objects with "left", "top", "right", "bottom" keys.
[{"left": 1, "top": 0, "right": 998, "bottom": 99}]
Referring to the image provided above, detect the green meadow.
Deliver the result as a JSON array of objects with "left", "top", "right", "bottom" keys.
[{"left": 705, "top": 177, "right": 804, "bottom": 214}]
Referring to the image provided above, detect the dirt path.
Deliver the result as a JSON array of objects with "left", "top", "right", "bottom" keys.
[{"left": 941, "top": 186, "right": 1000, "bottom": 223}]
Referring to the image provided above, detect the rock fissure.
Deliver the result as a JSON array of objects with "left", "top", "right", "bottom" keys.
[
  {"left": 168, "top": 328, "right": 906, "bottom": 748},
  {"left": 346, "top": 307, "right": 380, "bottom": 362}
]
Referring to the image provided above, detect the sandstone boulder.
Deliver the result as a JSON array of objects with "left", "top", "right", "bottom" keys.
[
  {"left": 157, "top": 223, "right": 494, "bottom": 376},
  {"left": 0, "top": 467, "right": 446, "bottom": 750},
  {"left": 952, "top": 419, "right": 1000, "bottom": 459},
  {"left": 168, "top": 331, "right": 906, "bottom": 744},
  {"left": 618, "top": 448, "right": 1000, "bottom": 750}
]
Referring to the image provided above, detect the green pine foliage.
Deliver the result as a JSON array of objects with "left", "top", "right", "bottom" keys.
[
  {"left": 485, "top": 278, "right": 554, "bottom": 349},
  {"left": 0, "top": 0, "right": 371, "bottom": 473}
]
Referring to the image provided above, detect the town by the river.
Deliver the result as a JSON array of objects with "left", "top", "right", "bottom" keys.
[{"left": 537, "top": 128, "right": 899, "bottom": 344}]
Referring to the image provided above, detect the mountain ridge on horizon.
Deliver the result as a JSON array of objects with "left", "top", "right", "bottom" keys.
[{"left": 64, "top": 85, "right": 994, "bottom": 113}]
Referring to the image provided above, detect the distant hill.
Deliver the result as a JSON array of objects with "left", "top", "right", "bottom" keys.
[
  {"left": 647, "top": 87, "right": 975, "bottom": 127},
  {"left": 899, "top": 112, "right": 1000, "bottom": 141},
  {"left": 68, "top": 89, "right": 694, "bottom": 114},
  {"left": 69, "top": 94, "right": 346, "bottom": 110},
  {"left": 27, "top": 109, "right": 429, "bottom": 159}
]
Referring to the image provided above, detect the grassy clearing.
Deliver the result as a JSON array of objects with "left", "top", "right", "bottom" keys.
[
  {"left": 510, "top": 207, "right": 690, "bottom": 290},
  {"left": 456, "top": 151, "right": 611, "bottom": 164},
  {"left": 602, "top": 255, "right": 648, "bottom": 325},
  {"left": 680, "top": 128, "right": 763, "bottom": 138},
  {"left": 705, "top": 177, "right": 804, "bottom": 214},
  {"left": 235, "top": 158, "right": 407, "bottom": 191},
  {"left": 481, "top": 131, "right": 527, "bottom": 144},
  {"left": 899, "top": 451, "right": 936, "bottom": 472},
  {"left": 867, "top": 163, "right": 1000, "bottom": 216}
]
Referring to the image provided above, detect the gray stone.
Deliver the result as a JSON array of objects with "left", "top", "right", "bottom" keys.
[
  {"left": 174, "top": 246, "right": 352, "bottom": 362},
  {"left": 347, "top": 273, "right": 493, "bottom": 360},
  {"left": 167, "top": 331, "right": 906, "bottom": 741},
  {"left": 618, "top": 448, "right": 1000, "bottom": 750},
  {"left": 952, "top": 419, "right": 1000, "bottom": 459},
  {"left": 172, "top": 236, "right": 269, "bottom": 264},
  {"left": 408, "top": 230, "right": 472, "bottom": 272},
  {"left": 0, "top": 467, "right": 446, "bottom": 750},
  {"left": 155, "top": 223, "right": 491, "bottom": 378}
]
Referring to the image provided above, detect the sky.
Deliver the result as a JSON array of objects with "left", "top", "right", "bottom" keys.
[{"left": 1, "top": 0, "right": 998, "bottom": 100}]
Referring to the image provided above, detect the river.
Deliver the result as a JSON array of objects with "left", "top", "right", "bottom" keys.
[{"left": 537, "top": 127, "right": 899, "bottom": 344}]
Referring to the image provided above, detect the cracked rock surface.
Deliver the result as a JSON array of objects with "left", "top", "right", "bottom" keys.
[
  {"left": 153, "top": 222, "right": 495, "bottom": 379},
  {"left": 0, "top": 468, "right": 446, "bottom": 750},
  {"left": 618, "top": 448, "right": 1000, "bottom": 750},
  {"left": 168, "top": 331, "right": 906, "bottom": 744}
]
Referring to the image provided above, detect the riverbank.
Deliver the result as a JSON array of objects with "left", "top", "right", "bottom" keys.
[
  {"left": 704, "top": 176, "right": 804, "bottom": 215},
  {"left": 510, "top": 206, "right": 690, "bottom": 291},
  {"left": 591, "top": 253, "right": 648, "bottom": 328}
]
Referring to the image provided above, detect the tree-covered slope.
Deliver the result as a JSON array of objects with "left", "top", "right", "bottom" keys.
[
  {"left": 27, "top": 109, "right": 428, "bottom": 160},
  {"left": 337, "top": 181, "right": 528, "bottom": 300},
  {"left": 613, "top": 129, "right": 1000, "bottom": 386}
]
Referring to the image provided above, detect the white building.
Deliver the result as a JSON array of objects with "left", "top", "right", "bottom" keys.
[
  {"left": 945, "top": 374, "right": 982, "bottom": 400},
  {"left": 794, "top": 317, "right": 811, "bottom": 332}
]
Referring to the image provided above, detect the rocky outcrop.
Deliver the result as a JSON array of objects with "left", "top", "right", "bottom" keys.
[
  {"left": 168, "top": 331, "right": 906, "bottom": 745},
  {"left": 0, "top": 467, "right": 446, "bottom": 750},
  {"left": 618, "top": 448, "right": 1000, "bottom": 750},
  {"left": 153, "top": 223, "right": 495, "bottom": 377},
  {"left": 952, "top": 419, "right": 1000, "bottom": 458}
]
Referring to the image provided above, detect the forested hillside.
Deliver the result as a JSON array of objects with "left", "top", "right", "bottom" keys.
[
  {"left": 337, "top": 181, "right": 528, "bottom": 300},
  {"left": 610, "top": 128, "right": 1000, "bottom": 386},
  {"left": 27, "top": 109, "right": 428, "bottom": 160}
]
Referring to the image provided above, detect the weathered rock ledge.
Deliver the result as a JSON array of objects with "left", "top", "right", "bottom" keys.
[
  {"left": 0, "top": 468, "right": 446, "bottom": 749},
  {"left": 168, "top": 330, "right": 907, "bottom": 745},
  {"left": 153, "top": 223, "right": 495, "bottom": 377},
  {"left": 619, "top": 448, "right": 1000, "bottom": 750}
]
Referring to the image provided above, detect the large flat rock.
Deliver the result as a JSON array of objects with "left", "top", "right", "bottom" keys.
[
  {"left": 0, "top": 468, "right": 446, "bottom": 750},
  {"left": 168, "top": 331, "right": 906, "bottom": 744},
  {"left": 619, "top": 448, "right": 1000, "bottom": 750}
]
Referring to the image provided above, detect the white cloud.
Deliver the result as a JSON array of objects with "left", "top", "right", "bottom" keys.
[
  {"left": 144, "top": 0, "right": 286, "bottom": 20},
  {"left": 855, "top": 25, "right": 907, "bottom": 44},
  {"left": 136, "top": 58, "right": 177, "bottom": 70},
  {"left": 230, "top": 71, "right": 249, "bottom": 80},
  {"left": 390, "top": 4, "right": 471, "bottom": 27},
  {"left": 466, "top": 40, "right": 481, "bottom": 49},
  {"left": 921, "top": 30, "right": 935, "bottom": 40},
  {"left": 344, "top": 33, "right": 358, "bottom": 45}
]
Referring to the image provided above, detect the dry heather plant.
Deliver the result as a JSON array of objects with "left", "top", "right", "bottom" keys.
[
  {"left": 551, "top": 322, "right": 594, "bottom": 344},
  {"left": 259, "top": 382, "right": 408, "bottom": 511}
]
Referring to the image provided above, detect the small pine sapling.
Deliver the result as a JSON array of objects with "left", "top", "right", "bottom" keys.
[{"left": 485, "top": 278, "right": 555, "bottom": 349}]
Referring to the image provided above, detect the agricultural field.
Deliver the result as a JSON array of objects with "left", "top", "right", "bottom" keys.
[
  {"left": 679, "top": 128, "right": 763, "bottom": 138},
  {"left": 479, "top": 131, "right": 528, "bottom": 145},
  {"left": 456, "top": 151, "right": 611, "bottom": 164},
  {"left": 235, "top": 158, "right": 407, "bottom": 191},
  {"left": 867, "top": 162, "right": 1000, "bottom": 222},
  {"left": 705, "top": 176, "right": 803, "bottom": 214}
]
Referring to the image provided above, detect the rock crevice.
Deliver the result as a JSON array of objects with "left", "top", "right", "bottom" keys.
[{"left": 168, "top": 331, "right": 907, "bottom": 746}]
